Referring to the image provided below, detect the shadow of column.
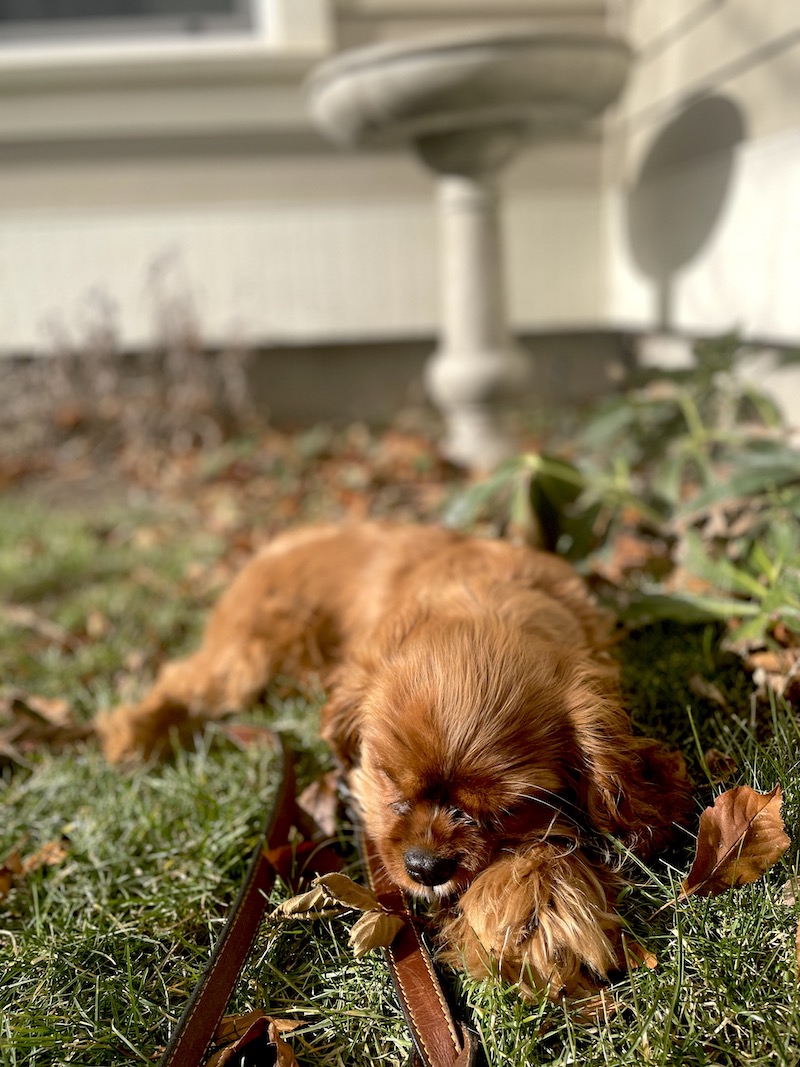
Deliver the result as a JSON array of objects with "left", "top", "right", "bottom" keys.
[{"left": 625, "top": 94, "right": 747, "bottom": 330}]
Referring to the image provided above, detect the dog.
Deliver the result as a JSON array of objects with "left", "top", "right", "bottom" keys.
[{"left": 97, "top": 522, "right": 693, "bottom": 998}]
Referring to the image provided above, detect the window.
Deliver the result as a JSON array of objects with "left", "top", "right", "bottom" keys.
[{"left": 0, "top": 0, "right": 254, "bottom": 39}]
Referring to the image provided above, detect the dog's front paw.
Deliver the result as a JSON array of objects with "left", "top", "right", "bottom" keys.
[
  {"left": 95, "top": 702, "right": 180, "bottom": 763},
  {"left": 438, "top": 844, "right": 621, "bottom": 998}
]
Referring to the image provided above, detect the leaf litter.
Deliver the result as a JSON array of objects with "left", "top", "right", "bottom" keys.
[{"left": 680, "top": 785, "right": 790, "bottom": 900}]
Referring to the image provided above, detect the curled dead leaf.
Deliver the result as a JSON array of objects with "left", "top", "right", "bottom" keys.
[
  {"left": 315, "top": 872, "right": 380, "bottom": 912},
  {"left": 270, "top": 884, "right": 332, "bottom": 919},
  {"left": 207, "top": 1010, "right": 300, "bottom": 1067},
  {"left": 680, "top": 784, "right": 790, "bottom": 900},
  {"left": 348, "top": 909, "right": 405, "bottom": 958}
]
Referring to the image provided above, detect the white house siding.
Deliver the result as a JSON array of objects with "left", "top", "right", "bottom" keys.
[
  {"left": 0, "top": 0, "right": 613, "bottom": 359},
  {"left": 609, "top": 0, "right": 800, "bottom": 344}
]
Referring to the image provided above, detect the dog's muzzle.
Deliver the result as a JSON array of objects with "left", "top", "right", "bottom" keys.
[{"left": 403, "top": 847, "right": 458, "bottom": 888}]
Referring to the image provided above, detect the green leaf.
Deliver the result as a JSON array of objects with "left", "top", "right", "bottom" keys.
[
  {"left": 683, "top": 532, "right": 768, "bottom": 600},
  {"left": 621, "top": 590, "right": 761, "bottom": 626}
]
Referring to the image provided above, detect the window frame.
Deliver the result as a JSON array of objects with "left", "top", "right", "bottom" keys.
[{"left": 0, "top": 0, "right": 333, "bottom": 78}]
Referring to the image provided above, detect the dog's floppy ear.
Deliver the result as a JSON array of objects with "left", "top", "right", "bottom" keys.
[
  {"left": 320, "top": 606, "right": 428, "bottom": 769},
  {"left": 320, "top": 661, "right": 373, "bottom": 768},
  {"left": 567, "top": 661, "right": 693, "bottom": 857}
]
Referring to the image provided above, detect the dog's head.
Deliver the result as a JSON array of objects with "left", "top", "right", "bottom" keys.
[{"left": 348, "top": 617, "right": 587, "bottom": 899}]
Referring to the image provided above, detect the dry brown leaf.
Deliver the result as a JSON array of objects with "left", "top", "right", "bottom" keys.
[
  {"left": 217, "top": 722, "right": 278, "bottom": 751},
  {"left": 207, "top": 1010, "right": 300, "bottom": 1067},
  {"left": 21, "top": 838, "right": 69, "bottom": 875},
  {"left": 297, "top": 772, "right": 340, "bottom": 838},
  {"left": 315, "top": 872, "right": 380, "bottom": 912},
  {"left": 272, "top": 873, "right": 380, "bottom": 921},
  {"left": 0, "top": 690, "right": 89, "bottom": 768},
  {"left": 0, "top": 839, "right": 69, "bottom": 904},
  {"left": 782, "top": 877, "right": 800, "bottom": 906},
  {"left": 2, "top": 691, "right": 71, "bottom": 727},
  {"left": 680, "top": 784, "right": 790, "bottom": 900},
  {"left": 271, "top": 884, "right": 338, "bottom": 920},
  {"left": 569, "top": 986, "right": 619, "bottom": 1023},
  {"left": 0, "top": 849, "right": 23, "bottom": 902},
  {"left": 3, "top": 606, "right": 78, "bottom": 651},
  {"left": 689, "top": 675, "right": 728, "bottom": 709},
  {"left": 703, "top": 748, "right": 738, "bottom": 785},
  {"left": 348, "top": 909, "right": 405, "bottom": 958}
]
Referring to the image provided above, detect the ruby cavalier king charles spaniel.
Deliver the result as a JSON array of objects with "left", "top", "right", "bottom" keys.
[{"left": 98, "top": 522, "right": 693, "bottom": 998}]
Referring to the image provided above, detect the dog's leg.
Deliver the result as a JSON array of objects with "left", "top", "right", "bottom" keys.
[
  {"left": 437, "top": 843, "right": 622, "bottom": 998},
  {"left": 97, "top": 528, "right": 347, "bottom": 762},
  {"left": 96, "top": 635, "right": 276, "bottom": 763}
]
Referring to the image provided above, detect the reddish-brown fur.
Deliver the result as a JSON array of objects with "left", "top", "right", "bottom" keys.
[{"left": 97, "top": 522, "right": 693, "bottom": 997}]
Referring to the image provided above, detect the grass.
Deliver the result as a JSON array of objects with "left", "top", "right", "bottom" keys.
[{"left": 2, "top": 442, "right": 799, "bottom": 1067}]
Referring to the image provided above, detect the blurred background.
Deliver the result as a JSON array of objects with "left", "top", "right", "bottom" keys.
[{"left": 2, "top": 0, "right": 800, "bottom": 438}]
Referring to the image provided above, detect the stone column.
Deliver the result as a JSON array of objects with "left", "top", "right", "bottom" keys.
[{"left": 416, "top": 127, "right": 530, "bottom": 470}]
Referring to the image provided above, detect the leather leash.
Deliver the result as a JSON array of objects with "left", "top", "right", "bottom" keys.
[
  {"left": 158, "top": 733, "right": 296, "bottom": 1067},
  {"left": 360, "top": 831, "right": 479, "bottom": 1067},
  {"left": 157, "top": 731, "right": 478, "bottom": 1067}
]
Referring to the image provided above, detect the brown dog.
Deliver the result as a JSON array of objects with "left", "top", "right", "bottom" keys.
[{"left": 97, "top": 522, "right": 692, "bottom": 997}]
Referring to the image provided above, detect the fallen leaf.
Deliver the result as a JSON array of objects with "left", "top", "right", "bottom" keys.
[
  {"left": 297, "top": 772, "right": 340, "bottom": 838},
  {"left": 271, "top": 884, "right": 335, "bottom": 919},
  {"left": 85, "top": 610, "right": 110, "bottom": 639},
  {"left": 271, "top": 872, "right": 380, "bottom": 920},
  {"left": 680, "top": 784, "right": 790, "bottom": 899},
  {"left": 349, "top": 909, "right": 405, "bottom": 957},
  {"left": 0, "top": 690, "right": 89, "bottom": 768},
  {"left": 570, "top": 986, "right": 619, "bottom": 1023},
  {"left": 689, "top": 674, "right": 728, "bottom": 709},
  {"left": 703, "top": 748, "right": 738, "bottom": 785},
  {"left": 207, "top": 1010, "right": 300, "bottom": 1067},
  {"left": 314, "top": 872, "right": 380, "bottom": 912},
  {"left": 21, "top": 838, "right": 69, "bottom": 875},
  {"left": 782, "top": 877, "right": 800, "bottom": 906},
  {"left": 0, "top": 850, "right": 23, "bottom": 902},
  {"left": 745, "top": 649, "right": 797, "bottom": 674},
  {"left": 3, "top": 691, "right": 71, "bottom": 727},
  {"left": 217, "top": 722, "right": 278, "bottom": 751},
  {"left": 3, "top": 606, "right": 78, "bottom": 651}
]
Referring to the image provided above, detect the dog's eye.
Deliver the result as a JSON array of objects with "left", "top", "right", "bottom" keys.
[
  {"left": 450, "top": 808, "right": 478, "bottom": 828},
  {"left": 390, "top": 800, "right": 412, "bottom": 816}
]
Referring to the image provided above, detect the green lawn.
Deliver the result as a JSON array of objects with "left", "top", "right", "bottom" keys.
[{"left": 2, "top": 409, "right": 799, "bottom": 1066}]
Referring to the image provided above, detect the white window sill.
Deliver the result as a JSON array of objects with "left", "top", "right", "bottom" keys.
[
  {"left": 0, "top": 0, "right": 335, "bottom": 147},
  {"left": 0, "top": 34, "right": 330, "bottom": 92}
]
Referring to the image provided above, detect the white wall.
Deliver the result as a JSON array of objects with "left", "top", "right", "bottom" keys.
[
  {"left": 609, "top": 0, "right": 800, "bottom": 344},
  {"left": 4, "top": 0, "right": 799, "bottom": 371},
  {"left": 0, "top": 0, "right": 614, "bottom": 358}
]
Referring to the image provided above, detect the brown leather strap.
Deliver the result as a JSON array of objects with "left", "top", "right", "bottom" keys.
[
  {"left": 158, "top": 733, "right": 296, "bottom": 1067},
  {"left": 361, "top": 832, "right": 479, "bottom": 1067},
  {"left": 158, "top": 731, "right": 478, "bottom": 1067}
]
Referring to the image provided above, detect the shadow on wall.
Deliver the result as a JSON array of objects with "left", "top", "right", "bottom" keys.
[{"left": 625, "top": 94, "right": 747, "bottom": 330}]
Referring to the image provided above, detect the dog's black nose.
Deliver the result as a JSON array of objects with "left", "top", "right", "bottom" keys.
[{"left": 404, "top": 848, "right": 457, "bottom": 887}]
